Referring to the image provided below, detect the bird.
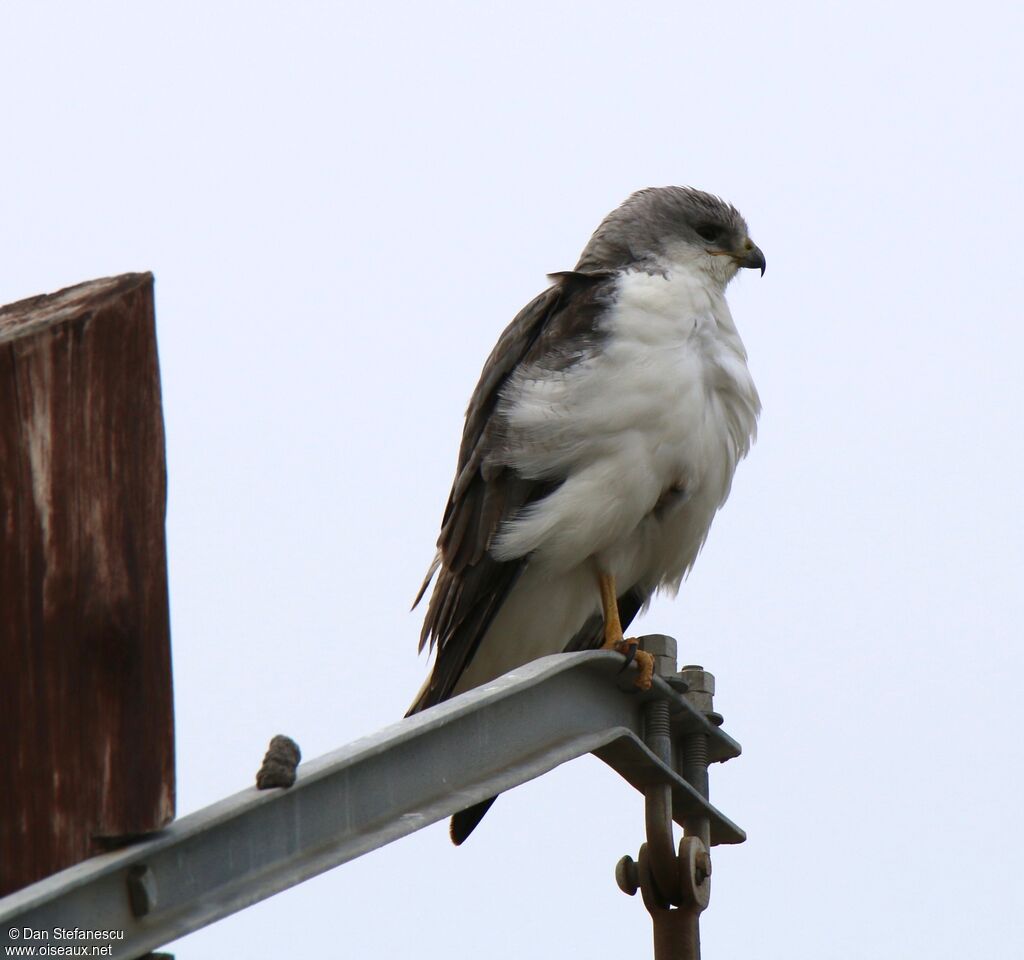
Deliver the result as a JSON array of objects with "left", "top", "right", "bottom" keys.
[{"left": 407, "top": 186, "right": 764, "bottom": 844}]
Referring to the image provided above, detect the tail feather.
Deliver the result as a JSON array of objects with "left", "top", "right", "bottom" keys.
[
  {"left": 420, "top": 589, "right": 646, "bottom": 843},
  {"left": 412, "top": 552, "right": 442, "bottom": 612},
  {"left": 450, "top": 797, "right": 497, "bottom": 845}
]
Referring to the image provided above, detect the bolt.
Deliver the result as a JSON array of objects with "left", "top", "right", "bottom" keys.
[
  {"left": 695, "top": 851, "right": 712, "bottom": 885},
  {"left": 615, "top": 855, "right": 639, "bottom": 896},
  {"left": 126, "top": 864, "right": 157, "bottom": 917},
  {"left": 679, "top": 665, "right": 715, "bottom": 713},
  {"left": 639, "top": 635, "right": 677, "bottom": 678}
]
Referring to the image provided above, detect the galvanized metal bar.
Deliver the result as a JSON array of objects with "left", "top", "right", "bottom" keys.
[{"left": 0, "top": 649, "right": 742, "bottom": 960}]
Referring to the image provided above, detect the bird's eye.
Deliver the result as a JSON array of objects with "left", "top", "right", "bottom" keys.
[{"left": 695, "top": 224, "right": 721, "bottom": 243}]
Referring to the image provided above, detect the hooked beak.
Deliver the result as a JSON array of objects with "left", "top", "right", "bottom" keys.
[{"left": 737, "top": 242, "right": 766, "bottom": 276}]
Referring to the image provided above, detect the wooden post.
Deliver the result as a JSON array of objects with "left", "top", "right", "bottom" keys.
[{"left": 0, "top": 274, "right": 174, "bottom": 896}]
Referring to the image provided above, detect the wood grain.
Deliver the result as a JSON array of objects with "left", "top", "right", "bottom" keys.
[{"left": 0, "top": 273, "right": 174, "bottom": 895}]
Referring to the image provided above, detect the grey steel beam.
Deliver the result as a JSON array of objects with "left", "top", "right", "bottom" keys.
[{"left": 0, "top": 650, "right": 743, "bottom": 960}]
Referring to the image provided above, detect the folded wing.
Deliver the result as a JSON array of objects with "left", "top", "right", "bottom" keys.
[{"left": 408, "top": 271, "right": 615, "bottom": 715}]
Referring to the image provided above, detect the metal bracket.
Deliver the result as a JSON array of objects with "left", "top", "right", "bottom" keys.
[
  {"left": 1, "top": 645, "right": 743, "bottom": 960},
  {"left": 614, "top": 638, "right": 738, "bottom": 960}
]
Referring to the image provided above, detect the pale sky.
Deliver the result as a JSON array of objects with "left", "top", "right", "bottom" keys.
[{"left": 2, "top": 2, "right": 1022, "bottom": 957}]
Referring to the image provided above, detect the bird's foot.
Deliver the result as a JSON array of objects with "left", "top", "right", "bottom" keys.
[{"left": 613, "top": 637, "right": 655, "bottom": 691}]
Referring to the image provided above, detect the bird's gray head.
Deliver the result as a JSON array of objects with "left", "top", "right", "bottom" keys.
[{"left": 575, "top": 186, "right": 765, "bottom": 285}]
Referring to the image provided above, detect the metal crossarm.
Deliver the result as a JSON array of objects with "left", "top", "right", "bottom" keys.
[{"left": 0, "top": 650, "right": 743, "bottom": 960}]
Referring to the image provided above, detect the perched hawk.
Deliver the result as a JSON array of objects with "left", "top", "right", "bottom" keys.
[{"left": 409, "top": 186, "right": 764, "bottom": 843}]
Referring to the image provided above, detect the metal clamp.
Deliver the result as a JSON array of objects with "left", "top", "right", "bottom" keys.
[{"left": 615, "top": 639, "right": 731, "bottom": 960}]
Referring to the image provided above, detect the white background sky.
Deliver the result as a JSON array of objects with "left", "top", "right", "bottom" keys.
[{"left": 3, "top": 2, "right": 1022, "bottom": 957}]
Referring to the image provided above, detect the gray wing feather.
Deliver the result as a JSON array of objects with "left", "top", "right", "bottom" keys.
[{"left": 408, "top": 272, "right": 614, "bottom": 715}]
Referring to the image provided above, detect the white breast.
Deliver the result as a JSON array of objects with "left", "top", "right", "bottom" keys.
[{"left": 492, "top": 266, "right": 760, "bottom": 593}]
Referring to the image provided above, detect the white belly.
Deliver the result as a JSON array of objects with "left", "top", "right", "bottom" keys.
[{"left": 460, "top": 267, "right": 760, "bottom": 689}]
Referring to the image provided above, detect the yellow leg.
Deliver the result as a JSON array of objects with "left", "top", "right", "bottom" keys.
[
  {"left": 598, "top": 571, "right": 624, "bottom": 649},
  {"left": 597, "top": 571, "right": 654, "bottom": 690}
]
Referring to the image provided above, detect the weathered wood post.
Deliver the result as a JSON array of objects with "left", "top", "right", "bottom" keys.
[{"left": 0, "top": 274, "right": 174, "bottom": 896}]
